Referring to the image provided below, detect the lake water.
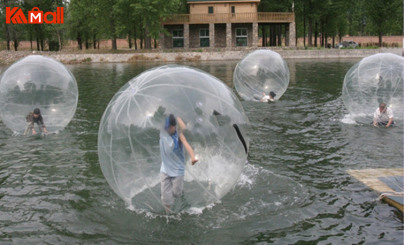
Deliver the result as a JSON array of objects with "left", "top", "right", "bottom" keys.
[{"left": 0, "top": 59, "right": 403, "bottom": 244}]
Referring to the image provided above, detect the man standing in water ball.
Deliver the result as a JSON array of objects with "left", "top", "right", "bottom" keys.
[
  {"left": 160, "top": 114, "right": 198, "bottom": 212},
  {"left": 373, "top": 103, "right": 394, "bottom": 127}
]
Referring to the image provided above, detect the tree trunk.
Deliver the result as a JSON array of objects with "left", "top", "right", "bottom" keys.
[
  {"left": 303, "top": 6, "right": 306, "bottom": 47},
  {"left": 273, "top": 25, "right": 277, "bottom": 46},
  {"left": 93, "top": 32, "right": 97, "bottom": 49},
  {"left": 13, "top": 40, "right": 18, "bottom": 51},
  {"left": 40, "top": 32, "right": 44, "bottom": 51},
  {"left": 308, "top": 17, "right": 312, "bottom": 47},
  {"left": 36, "top": 36, "right": 40, "bottom": 51},
  {"left": 56, "top": 30, "right": 62, "bottom": 51},
  {"left": 85, "top": 39, "right": 89, "bottom": 49},
  {"left": 134, "top": 24, "right": 138, "bottom": 50},
  {"left": 140, "top": 29, "right": 144, "bottom": 49},
  {"left": 12, "top": 28, "right": 18, "bottom": 51},
  {"left": 30, "top": 32, "right": 33, "bottom": 50},
  {"left": 112, "top": 37, "right": 117, "bottom": 50},
  {"left": 378, "top": 31, "right": 382, "bottom": 47},
  {"left": 277, "top": 25, "right": 282, "bottom": 46},
  {"left": 5, "top": 24, "right": 10, "bottom": 50},
  {"left": 262, "top": 26, "right": 266, "bottom": 46},
  {"left": 144, "top": 27, "right": 152, "bottom": 49},
  {"left": 77, "top": 32, "right": 82, "bottom": 50},
  {"left": 314, "top": 21, "right": 318, "bottom": 47},
  {"left": 110, "top": 19, "right": 117, "bottom": 50},
  {"left": 320, "top": 21, "right": 324, "bottom": 47},
  {"left": 154, "top": 37, "right": 157, "bottom": 49},
  {"left": 128, "top": 33, "right": 132, "bottom": 49},
  {"left": 268, "top": 25, "right": 272, "bottom": 46},
  {"left": 269, "top": 25, "right": 274, "bottom": 46}
]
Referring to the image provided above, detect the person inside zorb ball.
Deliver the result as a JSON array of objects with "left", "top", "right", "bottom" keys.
[
  {"left": 233, "top": 49, "right": 290, "bottom": 102},
  {"left": 0, "top": 55, "right": 78, "bottom": 135},
  {"left": 98, "top": 65, "right": 249, "bottom": 213},
  {"left": 342, "top": 53, "right": 403, "bottom": 124}
]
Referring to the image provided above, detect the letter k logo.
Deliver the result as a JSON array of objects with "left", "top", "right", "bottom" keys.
[{"left": 6, "top": 7, "right": 28, "bottom": 24}]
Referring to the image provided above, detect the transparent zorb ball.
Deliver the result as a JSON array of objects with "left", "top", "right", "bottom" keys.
[
  {"left": 233, "top": 49, "right": 289, "bottom": 102},
  {"left": 0, "top": 55, "right": 78, "bottom": 134},
  {"left": 342, "top": 53, "right": 404, "bottom": 123},
  {"left": 98, "top": 65, "right": 249, "bottom": 213}
]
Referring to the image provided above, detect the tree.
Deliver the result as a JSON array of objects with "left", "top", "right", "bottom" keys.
[
  {"left": 365, "top": 0, "right": 402, "bottom": 46},
  {"left": 19, "top": 0, "right": 66, "bottom": 51},
  {"left": 131, "top": 0, "right": 183, "bottom": 49}
]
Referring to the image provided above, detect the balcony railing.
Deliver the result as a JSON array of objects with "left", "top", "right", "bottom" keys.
[{"left": 162, "top": 12, "right": 294, "bottom": 25}]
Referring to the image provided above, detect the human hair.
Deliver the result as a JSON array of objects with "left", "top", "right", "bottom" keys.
[
  {"left": 33, "top": 108, "right": 41, "bottom": 115},
  {"left": 164, "top": 114, "right": 176, "bottom": 129}
]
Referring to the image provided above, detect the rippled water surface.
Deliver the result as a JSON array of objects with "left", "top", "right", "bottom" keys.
[{"left": 0, "top": 59, "right": 403, "bottom": 244}]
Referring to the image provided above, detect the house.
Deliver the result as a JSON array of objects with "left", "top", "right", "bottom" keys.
[{"left": 160, "top": 0, "right": 295, "bottom": 49}]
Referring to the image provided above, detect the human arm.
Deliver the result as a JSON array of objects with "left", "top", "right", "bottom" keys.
[
  {"left": 39, "top": 118, "right": 48, "bottom": 133},
  {"left": 259, "top": 93, "right": 266, "bottom": 102},
  {"left": 385, "top": 108, "right": 394, "bottom": 127},
  {"left": 373, "top": 110, "right": 379, "bottom": 127},
  {"left": 386, "top": 117, "right": 393, "bottom": 127},
  {"left": 176, "top": 117, "right": 187, "bottom": 132},
  {"left": 373, "top": 118, "right": 378, "bottom": 127},
  {"left": 42, "top": 124, "right": 48, "bottom": 133},
  {"left": 178, "top": 133, "right": 198, "bottom": 165},
  {"left": 176, "top": 117, "right": 198, "bottom": 165}
]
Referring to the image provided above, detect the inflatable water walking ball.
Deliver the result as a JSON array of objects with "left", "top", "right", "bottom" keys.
[
  {"left": 233, "top": 49, "right": 290, "bottom": 102},
  {"left": 342, "top": 53, "right": 404, "bottom": 123},
  {"left": 98, "top": 65, "right": 250, "bottom": 213},
  {"left": 0, "top": 55, "right": 78, "bottom": 134}
]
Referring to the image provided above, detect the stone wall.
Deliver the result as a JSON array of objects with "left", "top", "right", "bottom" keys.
[
  {"left": 215, "top": 24, "right": 227, "bottom": 48},
  {"left": 0, "top": 48, "right": 402, "bottom": 65},
  {"left": 189, "top": 24, "right": 209, "bottom": 48}
]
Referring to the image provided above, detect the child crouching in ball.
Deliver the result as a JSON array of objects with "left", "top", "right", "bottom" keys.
[{"left": 24, "top": 108, "right": 48, "bottom": 135}]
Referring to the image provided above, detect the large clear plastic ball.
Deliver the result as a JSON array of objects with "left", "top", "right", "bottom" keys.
[
  {"left": 233, "top": 49, "right": 290, "bottom": 101},
  {"left": 98, "top": 65, "right": 249, "bottom": 213},
  {"left": 0, "top": 55, "right": 78, "bottom": 134},
  {"left": 342, "top": 53, "right": 404, "bottom": 123}
]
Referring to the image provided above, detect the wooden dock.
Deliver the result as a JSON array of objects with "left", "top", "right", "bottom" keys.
[{"left": 347, "top": 168, "right": 403, "bottom": 213}]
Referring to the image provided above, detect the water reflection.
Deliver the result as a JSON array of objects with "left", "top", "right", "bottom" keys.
[{"left": 0, "top": 59, "right": 402, "bottom": 244}]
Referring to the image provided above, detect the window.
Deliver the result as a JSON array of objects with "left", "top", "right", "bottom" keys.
[
  {"left": 231, "top": 6, "right": 235, "bottom": 14},
  {"left": 200, "top": 29, "right": 209, "bottom": 47},
  {"left": 236, "top": 28, "right": 247, "bottom": 46},
  {"left": 172, "top": 29, "right": 184, "bottom": 48},
  {"left": 208, "top": 6, "right": 213, "bottom": 14}
]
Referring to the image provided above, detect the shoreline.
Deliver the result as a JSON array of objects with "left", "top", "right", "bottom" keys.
[{"left": 0, "top": 48, "right": 402, "bottom": 65}]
